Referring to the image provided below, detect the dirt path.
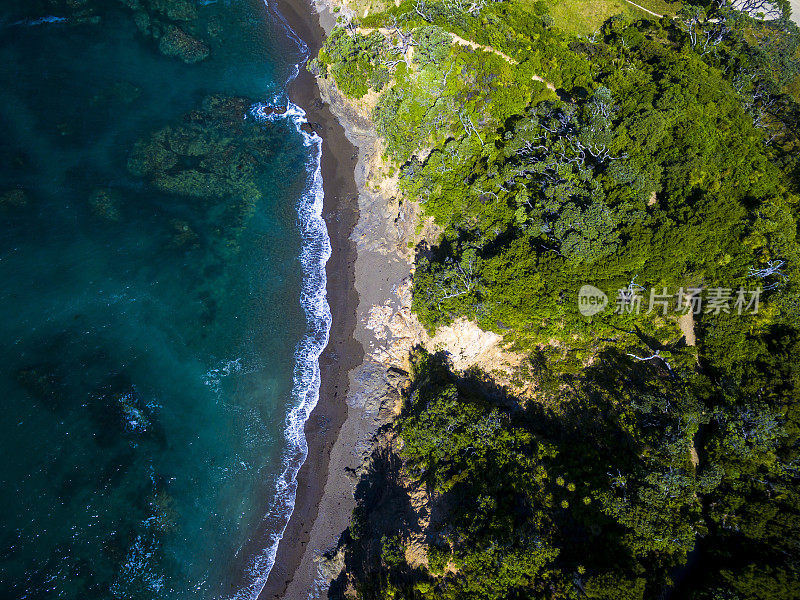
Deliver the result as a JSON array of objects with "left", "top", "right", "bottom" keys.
[
  {"left": 447, "top": 31, "right": 556, "bottom": 90},
  {"left": 623, "top": 0, "right": 664, "bottom": 18},
  {"left": 356, "top": 26, "right": 556, "bottom": 90}
]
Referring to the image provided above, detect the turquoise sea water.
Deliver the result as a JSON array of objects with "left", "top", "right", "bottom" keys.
[{"left": 0, "top": 1, "right": 327, "bottom": 598}]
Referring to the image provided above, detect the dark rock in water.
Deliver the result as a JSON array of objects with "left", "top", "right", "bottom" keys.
[
  {"left": 158, "top": 25, "right": 209, "bottom": 63},
  {"left": 88, "top": 379, "right": 154, "bottom": 447},
  {"left": 247, "top": 102, "right": 287, "bottom": 123}
]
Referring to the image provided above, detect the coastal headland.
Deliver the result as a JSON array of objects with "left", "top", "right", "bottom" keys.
[{"left": 258, "top": 0, "right": 800, "bottom": 597}]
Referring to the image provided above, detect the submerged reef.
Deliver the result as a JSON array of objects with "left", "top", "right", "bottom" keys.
[
  {"left": 90, "top": 80, "right": 143, "bottom": 107},
  {"left": 120, "top": 0, "right": 211, "bottom": 63},
  {"left": 19, "top": 0, "right": 102, "bottom": 24},
  {"left": 21, "top": 0, "right": 214, "bottom": 63},
  {"left": 169, "top": 218, "right": 199, "bottom": 248},
  {"left": 0, "top": 189, "right": 29, "bottom": 209},
  {"left": 128, "top": 94, "right": 276, "bottom": 250},
  {"left": 16, "top": 364, "right": 66, "bottom": 411},
  {"left": 89, "top": 188, "right": 122, "bottom": 221},
  {"left": 12, "top": 349, "right": 171, "bottom": 598},
  {"left": 157, "top": 24, "right": 209, "bottom": 63},
  {"left": 87, "top": 378, "right": 161, "bottom": 447}
]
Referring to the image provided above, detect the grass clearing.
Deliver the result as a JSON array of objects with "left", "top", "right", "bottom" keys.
[
  {"left": 517, "top": 0, "right": 681, "bottom": 36},
  {"left": 549, "top": 0, "right": 648, "bottom": 35},
  {"left": 629, "top": 0, "right": 682, "bottom": 17}
]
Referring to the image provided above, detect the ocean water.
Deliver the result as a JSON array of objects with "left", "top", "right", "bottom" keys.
[{"left": 0, "top": 1, "right": 328, "bottom": 598}]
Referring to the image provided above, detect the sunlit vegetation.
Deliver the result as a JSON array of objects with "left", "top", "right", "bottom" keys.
[{"left": 316, "top": 0, "right": 800, "bottom": 597}]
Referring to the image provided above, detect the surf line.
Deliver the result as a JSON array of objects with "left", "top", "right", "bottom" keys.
[{"left": 229, "top": 2, "right": 331, "bottom": 599}]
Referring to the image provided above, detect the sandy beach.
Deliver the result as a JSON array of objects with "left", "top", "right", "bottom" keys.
[
  {"left": 254, "top": 0, "right": 362, "bottom": 596},
  {"left": 256, "top": 0, "right": 415, "bottom": 597}
]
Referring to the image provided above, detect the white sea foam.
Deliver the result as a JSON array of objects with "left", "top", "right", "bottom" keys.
[{"left": 226, "top": 4, "right": 332, "bottom": 597}]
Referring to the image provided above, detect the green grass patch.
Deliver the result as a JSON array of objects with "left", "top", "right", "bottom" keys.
[
  {"left": 627, "top": 0, "right": 682, "bottom": 17},
  {"left": 516, "top": 0, "right": 680, "bottom": 36}
]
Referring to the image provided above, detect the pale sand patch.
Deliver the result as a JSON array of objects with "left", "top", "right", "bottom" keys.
[
  {"left": 429, "top": 318, "right": 524, "bottom": 374},
  {"left": 678, "top": 310, "right": 696, "bottom": 347}
]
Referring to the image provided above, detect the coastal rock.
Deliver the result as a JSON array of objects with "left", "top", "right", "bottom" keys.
[
  {"left": 315, "top": 545, "right": 346, "bottom": 583},
  {"left": 346, "top": 361, "right": 387, "bottom": 414}
]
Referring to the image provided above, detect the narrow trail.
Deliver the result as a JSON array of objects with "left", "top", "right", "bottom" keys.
[
  {"left": 356, "top": 26, "right": 556, "bottom": 90},
  {"left": 623, "top": 0, "right": 664, "bottom": 18},
  {"left": 446, "top": 31, "right": 556, "bottom": 90}
]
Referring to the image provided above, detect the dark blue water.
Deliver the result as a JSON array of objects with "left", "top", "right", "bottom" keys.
[{"left": 0, "top": 1, "right": 327, "bottom": 598}]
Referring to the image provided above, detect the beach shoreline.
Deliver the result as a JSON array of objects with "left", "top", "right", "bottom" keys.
[
  {"left": 256, "top": 0, "right": 419, "bottom": 596},
  {"left": 255, "top": 0, "right": 361, "bottom": 596}
]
